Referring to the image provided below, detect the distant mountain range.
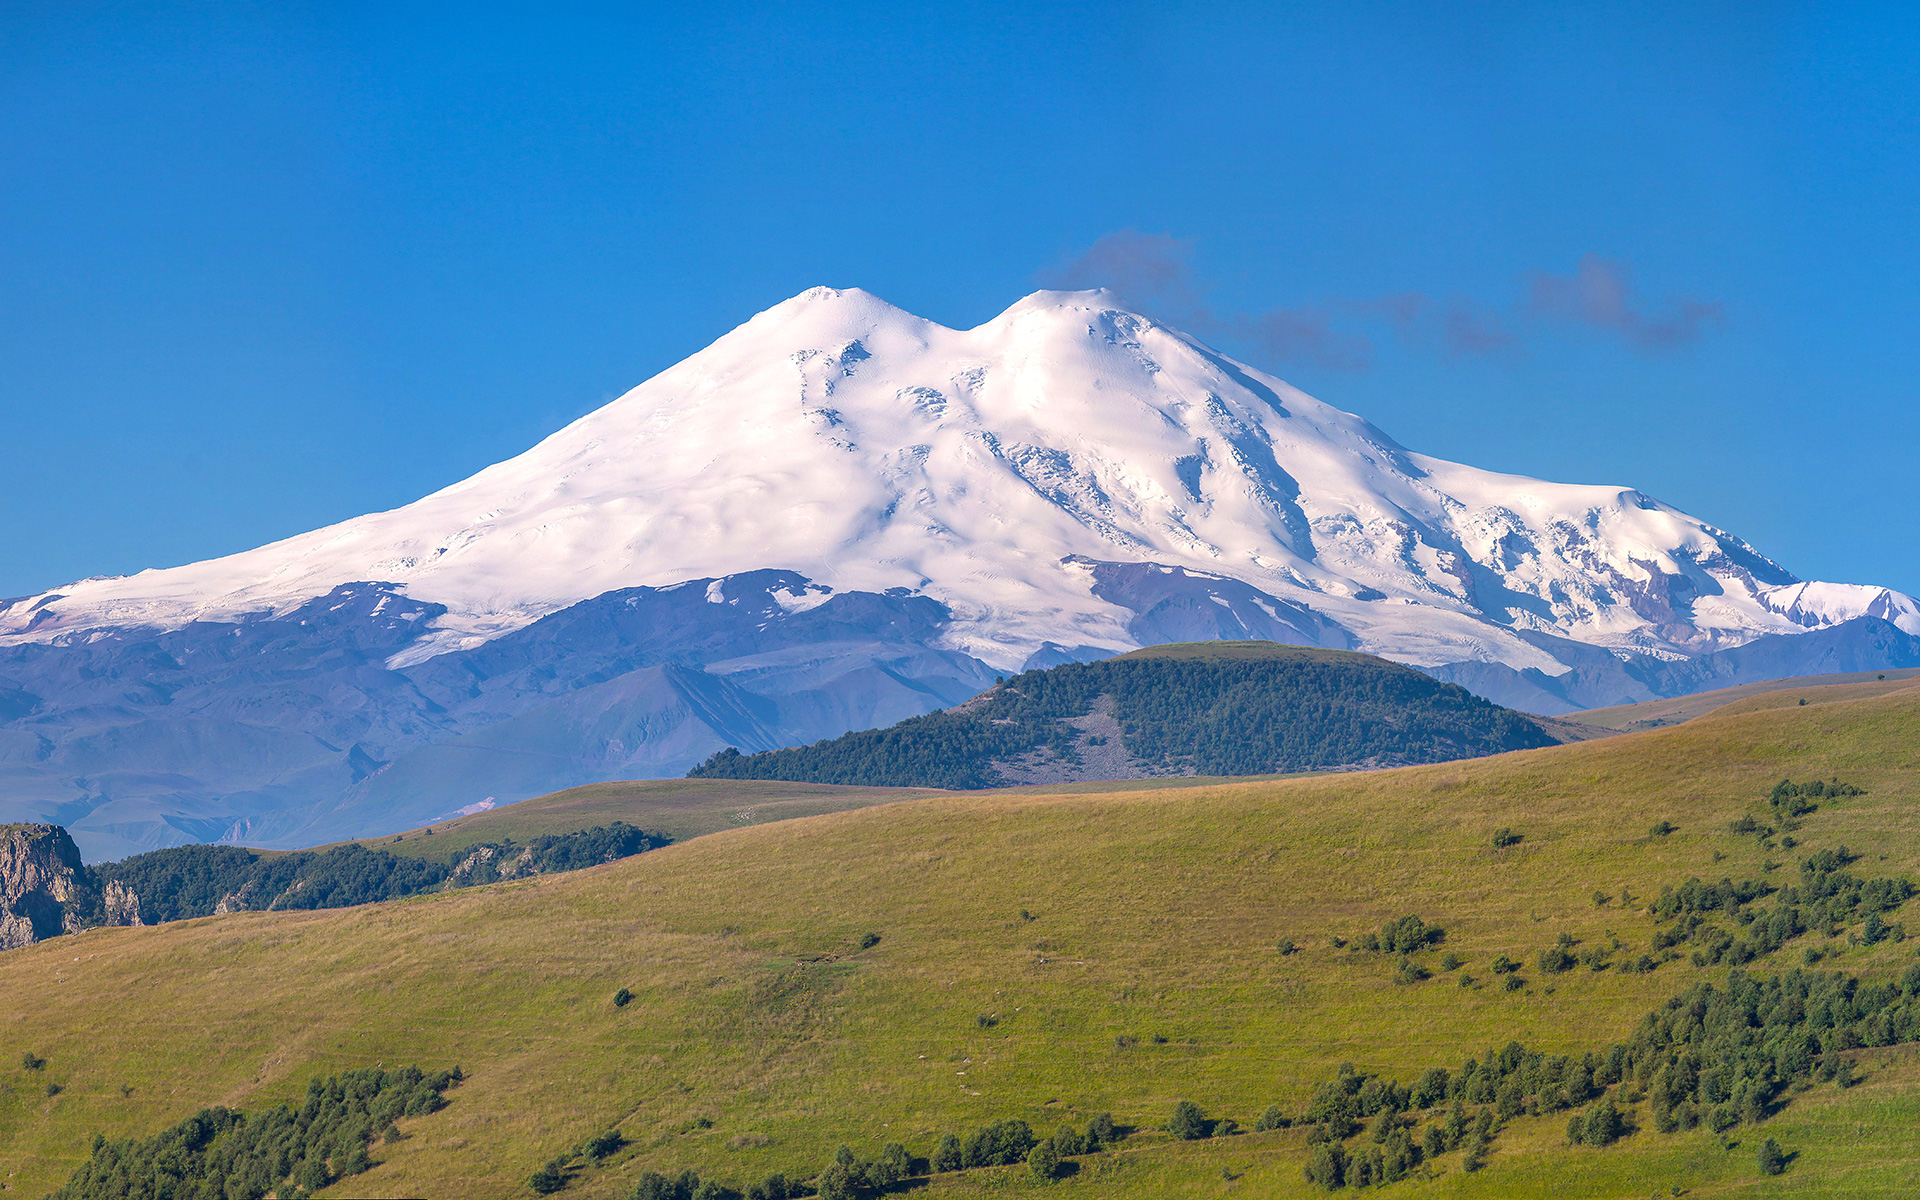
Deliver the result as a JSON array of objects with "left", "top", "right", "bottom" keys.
[{"left": 4, "top": 287, "right": 1916, "bottom": 858}]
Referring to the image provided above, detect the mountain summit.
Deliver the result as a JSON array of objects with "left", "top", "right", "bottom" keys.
[
  {"left": 5, "top": 286, "right": 1914, "bottom": 670},
  {"left": 3, "top": 288, "right": 1917, "bottom": 855}
]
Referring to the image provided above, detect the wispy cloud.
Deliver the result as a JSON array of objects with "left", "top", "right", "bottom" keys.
[
  {"left": 1040, "top": 231, "right": 1719, "bottom": 371},
  {"left": 1040, "top": 230, "right": 1374, "bottom": 370},
  {"left": 1523, "top": 254, "right": 1722, "bottom": 350}
]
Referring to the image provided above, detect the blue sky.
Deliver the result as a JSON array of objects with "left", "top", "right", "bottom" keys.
[{"left": 2, "top": 1, "right": 1916, "bottom": 598}]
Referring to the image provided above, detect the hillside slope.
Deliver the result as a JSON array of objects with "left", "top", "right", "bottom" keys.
[
  {"left": 4, "top": 688, "right": 1919, "bottom": 1197},
  {"left": 689, "top": 642, "right": 1558, "bottom": 788}
]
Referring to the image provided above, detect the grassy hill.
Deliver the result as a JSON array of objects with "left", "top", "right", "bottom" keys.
[
  {"left": 689, "top": 642, "right": 1559, "bottom": 788},
  {"left": 4, "top": 683, "right": 1920, "bottom": 1197},
  {"left": 1570, "top": 668, "right": 1920, "bottom": 731}
]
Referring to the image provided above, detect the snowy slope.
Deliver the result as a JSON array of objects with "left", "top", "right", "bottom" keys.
[{"left": 3, "top": 287, "right": 1914, "bottom": 672}]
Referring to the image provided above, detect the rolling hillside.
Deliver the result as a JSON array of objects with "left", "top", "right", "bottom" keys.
[
  {"left": 3, "top": 686, "right": 1919, "bottom": 1197},
  {"left": 689, "top": 642, "right": 1560, "bottom": 788}
]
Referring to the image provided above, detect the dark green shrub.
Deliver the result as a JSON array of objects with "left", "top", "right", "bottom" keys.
[
  {"left": 1276, "top": 938, "right": 1297, "bottom": 955},
  {"left": 1440, "top": 952, "right": 1464, "bottom": 971},
  {"left": 813, "top": 1163, "right": 856, "bottom": 1200},
  {"left": 858, "top": 931, "right": 881, "bottom": 950},
  {"left": 1503, "top": 975, "right": 1526, "bottom": 992},
  {"left": 613, "top": 988, "right": 633, "bottom": 1008},
  {"left": 1168, "top": 1100, "right": 1209, "bottom": 1140},
  {"left": 582, "top": 1129, "right": 624, "bottom": 1160},
  {"left": 1538, "top": 943, "right": 1576, "bottom": 974},
  {"left": 21, "top": 1052, "right": 45, "bottom": 1070},
  {"left": 1410, "top": 1068, "right": 1449, "bottom": 1109},
  {"left": 1490, "top": 954, "right": 1518, "bottom": 974},
  {"left": 1027, "top": 1138, "right": 1061, "bottom": 1179},
  {"left": 1086, "top": 1111, "right": 1116, "bottom": 1148},
  {"left": 1757, "top": 1137, "right": 1787, "bottom": 1176},
  {"left": 528, "top": 1159, "right": 569, "bottom": 1194},
  {"left": 1304, "top": 1141, "right": 1347, "bottom": 1190},
  {"left": 931, "top": 1132, "right": 962, "bottom": 1172},
  {"left": 1255, "top": 1105, "right": 1289, "bottom": 1131},
  {"left": 1650, "top": 820, "right": 1676, "bottom": 837},
  {"left": 1491, "top": 828, "right": 1522, "bottom": 848},
  {"left": 1053, "top": 1124, "right": 1085, "bottom": 1156},
  {"left": 961, "top": 1119, "right": 1036, "bottom": 1167}
]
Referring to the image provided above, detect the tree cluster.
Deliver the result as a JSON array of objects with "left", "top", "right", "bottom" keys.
[
  {"left": 1647, "top": 850, "right": 1913, "bottom": 968},
  {"left": 49, "top": 1065, "right": 461, "bottom": 1200},
  {"left": 69, "top": 823, "right": 668, "bottom": 929},
  {"left": 1283, "top": 958, "right": 1920, "bottom": 1190},
  {"left": 688, "top": 655, "right": 1554, "bottom": 788}
]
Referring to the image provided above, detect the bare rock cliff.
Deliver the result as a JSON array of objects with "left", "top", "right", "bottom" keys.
[{"left": 0, "top": 823, "right": 95, "bottom": 950}]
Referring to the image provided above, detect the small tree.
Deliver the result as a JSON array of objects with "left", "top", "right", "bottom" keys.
[
  {"left": 1255, "top": 1105, "right": 1289, "bottom": 1131},
  {"left": 1491, "top": 828, "right": 1522, "bottom": 848},
  {"left": 1168, "top": 1100, "right": 1209, "bottom": 1140},
  {"left": 1757, "top": 1137, "right": 1787, "bottom": 1176},
  {"left": 1053, "top": 1124, "right": 1085, "bottom": 1156},
  {"left": 1650, "top": 820, "right": 1676, "bottom": 837},
  {"left": 612, "top": 987, "right": 633, "bottom": 1008},
  {"left": 1086, "top": 1112, "right": 1116, "bottom": 1148},
  {"left": 528, "top": 1159, "right": 568, "bottom": 1195},
  {"left": 815, "top": 1162, "right": 857, "bottom": 1200},
  {"left": 1582, "top": 1099, "right": 1623, "bottom": 1146},
  {"left": 932, "top": 1132, "right": 963, "bottom": 1172},
  {"left": 1028, "top": 1137, "right": 1061, "bottom": 1180},
  {"left": 1304, "top": 1141, "right": 1347, "bottom": 1190}
]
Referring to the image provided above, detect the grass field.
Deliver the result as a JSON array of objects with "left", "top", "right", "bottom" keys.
[
  {"left": 4, "top": 682, "right": 1920, "bottom": 1197},
  {"left": 1568, "top": 668, "right": 1920, "bottom": 730}
]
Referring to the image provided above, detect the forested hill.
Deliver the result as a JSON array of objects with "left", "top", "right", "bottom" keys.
[{"left": 688, "top": 642, "right": 1560, "bottom": 789}]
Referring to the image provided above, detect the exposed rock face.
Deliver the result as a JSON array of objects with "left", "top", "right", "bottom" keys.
[
  {"left": 450, "top": 843, "right": 538, "bottom": 886},
  {"left": 0, "top": 823, "right": 95, "bottom": 950},
  {"left": 102, "top": 878, "right": 145, "bottom": 927}
]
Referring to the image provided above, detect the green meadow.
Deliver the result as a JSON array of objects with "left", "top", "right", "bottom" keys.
[{"left": 4, "top": 681, "right": 1919, "bottom": 1198}]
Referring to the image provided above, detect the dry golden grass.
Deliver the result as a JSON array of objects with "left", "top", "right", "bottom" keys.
[{"left": 3, "top": 684, "right": 1918, "bottom": 1197}]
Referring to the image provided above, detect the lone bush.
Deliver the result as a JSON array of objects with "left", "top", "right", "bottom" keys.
[
  {"left": 1086, "top": 1111, "right": 1116, "bottom": 1147},
  {"left": 1491, "top": 828, "right": 1522, "bottom": 848},
  {"left": 613, "top": 988, "right": 633, "bottom": 1008},
  {"left": 1757, "top": 1137, "right": 1787, "bottom": 1176},
  {"left": 1168, "top": 1100, "right": 1210, "bottom": 1140}
]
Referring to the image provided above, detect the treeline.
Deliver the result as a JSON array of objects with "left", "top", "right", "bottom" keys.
[
  {"left": 48, "top": 1065, "right": 462, "bottom": 1200},
  {"left": 72, "top": 822, "right": 667, "bottom": 927},
  {"left": 535, "top": 1113, "right": 1120, "bottom": 1197},
  {"left": 689, "top": 652, "right": 1553, "bottom": 788}
]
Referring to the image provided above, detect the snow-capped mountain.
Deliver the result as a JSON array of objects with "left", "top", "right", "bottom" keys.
[
  {"left": 3, "top": 288, "right": 1916, "bottom": 857},
  {"left": 7, "top": 287, "right": 1912, "bottom": 666}
]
